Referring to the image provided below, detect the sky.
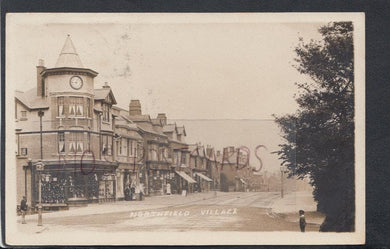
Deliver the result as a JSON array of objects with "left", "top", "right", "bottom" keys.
[
  {"left": 7, "top": 13, "right": 325, "bottom": 120},
  {"left": 7, "top": 13, "right": 330, "bottom": 172}
]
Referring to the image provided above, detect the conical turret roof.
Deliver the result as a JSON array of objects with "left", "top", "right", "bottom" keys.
[{"left": 55, "top": 35, "right": 84, "bottom": 68}]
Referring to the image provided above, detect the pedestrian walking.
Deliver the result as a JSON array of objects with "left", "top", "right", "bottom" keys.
[
  {"left": 20, "top": 196, "right": 28, "bottom": 224},
  {"left": 139, "top": 183, "right": 144, "bottom": 201},
  {"left": 299, "top": 210, "right": 306, "bottom": 232},
  {"left": 124, "top": 186, "right": 130, "bottom": 201},
  {"left": 130, "top": 186, "right": 135, "bottom": 200}
]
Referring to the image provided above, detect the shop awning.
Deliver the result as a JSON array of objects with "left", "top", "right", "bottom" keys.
[
  {"left": 240, "top": 178, "right": 247, "bottom": 185},
  {"left": 175, "top": 171, "right": 196, "bottom": 184},
  {"left": 195, "top": 172, "right": 213, "bottom": 182}
]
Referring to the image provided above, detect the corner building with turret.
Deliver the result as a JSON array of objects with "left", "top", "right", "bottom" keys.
[{"left": 15, "top": 36, "right": 123, "bottom": 208}]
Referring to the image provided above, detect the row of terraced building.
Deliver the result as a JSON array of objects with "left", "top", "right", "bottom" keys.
[{"left": 14, "top": 36, "right": 258, "bottom": 209}]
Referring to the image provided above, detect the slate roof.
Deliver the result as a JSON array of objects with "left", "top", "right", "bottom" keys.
[
  {"left": 163, "top": 124, "right": 176, "bottom": 133},
  {"left": 151, "top": 119, "right": 162, "bottom": 126},
  {"left": 130, "top": 114, "right": 152, "bottom": 122},
  {"left": 94, "top": 88, "right": 117, "bottom": 105},
  {"left": 188, "top": 144, "right": 205, "bottom": 157},
  {"left": 177, "top": 126, "right": 186, "bottom": 136},
  {"left": 55, "top": 35, "right": 84, "bottom": 68},
  {"left": 15, "top": 88, "right": 49, "bottom": 110}
]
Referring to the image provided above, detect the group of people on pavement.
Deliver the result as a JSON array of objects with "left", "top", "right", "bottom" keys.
[{"left": 124, "top": 183, "right": 144, "bottom": 201}]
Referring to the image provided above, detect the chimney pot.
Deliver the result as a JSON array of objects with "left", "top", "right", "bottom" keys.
[
  {"left": 38, "top": 59, "right": 45, "bottom": 67},
  {"left": 103, "top": 82, "right": 110, "bottom": 88}
]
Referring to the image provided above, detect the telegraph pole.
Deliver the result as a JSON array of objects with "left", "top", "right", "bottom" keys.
[{"left": 280, "top": 165, "right": 284, "bottom": 198}]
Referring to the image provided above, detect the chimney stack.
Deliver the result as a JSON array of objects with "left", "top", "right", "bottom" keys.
[
  {"left": 129, "top": 100, "right": 142, "bottom": 116},
  {"left": 36, "top": 59, "right": 45, "bottom": 97},
  {"left": 206, "top": 147, "right": 213, "bottom": 157},
  {"left": 103, "top": 82, "right": 110, "bottom": 89},
  {"left": 156, "top": 113, "right": 167, "bottom": 126}
]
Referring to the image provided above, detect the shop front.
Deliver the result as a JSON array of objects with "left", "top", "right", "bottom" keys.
[
  {"left": 147, "top": 169, "right": 169, "bottom": 195},
  {"left": 117, "top": 165, "right": 142, "bottom": 201},
  {"left": 29, "top": 160, "right": 118, "bottom": 207},
  {"left": 194, "top": 172, "right": 213, "bottom": 192},
  {"left": 174, "top": 170, "right": 196, "bottom": 195}
]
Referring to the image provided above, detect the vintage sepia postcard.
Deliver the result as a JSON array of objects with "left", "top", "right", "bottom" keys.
[{"left": 5, "top": 13, "right": 365, "bottom": 245}]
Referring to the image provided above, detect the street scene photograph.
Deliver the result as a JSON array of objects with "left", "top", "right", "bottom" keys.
[{"left": 5, "top": 13, "right": 365, "bottom": 245}]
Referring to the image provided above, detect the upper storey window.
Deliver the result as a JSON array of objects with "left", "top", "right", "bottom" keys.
[
  {"left": 86, "top": 98, "right": 91, "bottom": 118},
  {"left": 69, "top": 97, "right": 83, "bottom": 117},
  {"left": 58, "top": 97, "right": 65, "bottom": 117},
  {"left": 102, "top": 103, "right": 110, "bottom": 122},
  {"left": 57, "top": 96, "right": 91, "bottom": 118}
]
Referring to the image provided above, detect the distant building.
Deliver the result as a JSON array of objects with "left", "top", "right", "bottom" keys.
[{"left": 219, "top": 146, "right": 252, "bottom": 192}]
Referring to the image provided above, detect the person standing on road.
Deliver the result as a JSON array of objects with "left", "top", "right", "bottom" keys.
[
  {"left": 20, "top": 196, "right": 28, "bottom": 224},
  {"left": 299, "top": 210, "right": 306, "bottom": 232}
]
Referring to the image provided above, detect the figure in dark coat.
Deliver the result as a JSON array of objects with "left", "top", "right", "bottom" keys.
[
  {"left": 124, "top": 187, "right": 130, "bottom": 201},
  {"left": 20, "top": 196, "right": 28, "bottom": 224},
  {"left": 299, "top": 210, "right": 306, "bottom": 232}
]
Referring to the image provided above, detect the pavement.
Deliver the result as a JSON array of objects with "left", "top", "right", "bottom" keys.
[
  {"left": 270, "top": 191, "right": 325, "bottom": 225},
  {"left": 16, "top": 191, "right": 325, "bottom": 234}
]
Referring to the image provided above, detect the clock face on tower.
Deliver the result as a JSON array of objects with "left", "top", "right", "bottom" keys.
[{"left": 69, "top": 76, "right": 83, "bottom": 90}]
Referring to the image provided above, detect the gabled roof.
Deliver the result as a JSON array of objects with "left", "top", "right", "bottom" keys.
[
  {"left": 94, "top": 88, "right": 117, "bottom": 105},
  {"left": 163, "top": 123, "right": 177, "bottom": 133},
  {"left": 151, "top": 118, "right": 162, "bottom": 126},
  {"left": 216, "top": 152, "right": 223, "bottom": 163},
  {"left": 188, "top": 144, "right": 205, "bottom": 158},
  {"left": 198, "top": 146, "right": 206, "bottom": 158},
  {"left": 15, "top": 88, "right": 49, "bottom": 110},
  {"left": 177, "top": 126, "right": 186, "bottom": 136},
  {"left": 130, "top": 114, "right": 152, "bottom": 122},
  {"left": 120, "top": 115, "right": 134, "bottom": 124},
  {"left": 188, "top": 144, "right": 198, "bottom": 155},
  {"left": 55, "top": 35, "right": 84, "bottom": 68},
  {"left": 136, "top": 125, "right": 168, "bottom": 138}
]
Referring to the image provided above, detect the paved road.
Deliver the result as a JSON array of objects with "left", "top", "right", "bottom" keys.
[{"left": 20, "top": 192, "right": 321, "bottom": 233}]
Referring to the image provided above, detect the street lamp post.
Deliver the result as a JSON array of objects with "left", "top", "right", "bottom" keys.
[
  {"left": 38, "top": 110, "right": 44, "bottom": 160},
  {"left": 214, "top": 179, "right": 217, "bottom": 197},
  {"left": 35, "top": 161, "right": 44, "bottom": 226}
]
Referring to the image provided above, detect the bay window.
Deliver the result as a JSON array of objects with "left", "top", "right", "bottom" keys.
[
  {"left": 69, "top": 132, "right": 84, "bottom": 153},
  {"left": 75, "top": 97, "right": 83, "bottom": 116},
  {"left": 58, "top": 131, "right": 65, "bottom": 153},
  {"left": 58, "top": 96, "right": 90, "bottom": 118},
  {"left": 58, "top": 97, "right": 65, "bottom": 117},
  {"left": 102, "top": 135, "right": 112, "bottom": 156}
]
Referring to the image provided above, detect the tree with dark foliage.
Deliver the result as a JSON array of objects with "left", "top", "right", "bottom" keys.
[{"left": 274, "top": 22, "right": 354, "bottom": 232}]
